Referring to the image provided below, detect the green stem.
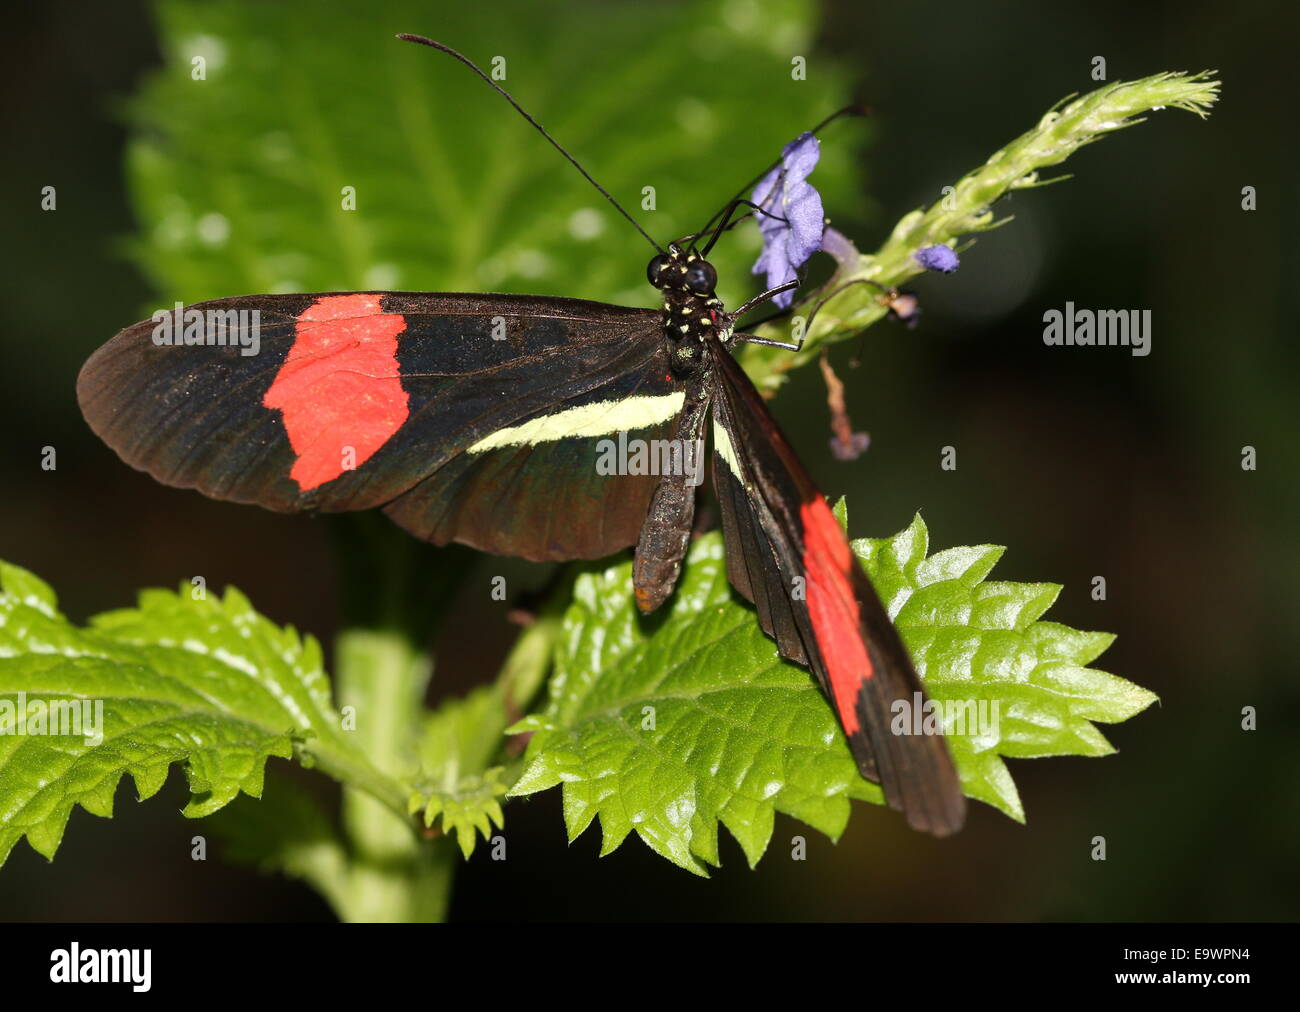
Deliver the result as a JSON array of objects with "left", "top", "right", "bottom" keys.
[
  {"left": 335, "top": 626, "right": 451, "bottom": 922},
  {"left": 326, "top": 512, "right": 475, "bottom": 922}
]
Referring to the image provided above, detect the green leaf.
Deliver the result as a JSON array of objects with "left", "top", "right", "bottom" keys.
[
  {"left": 509, "top": 537, "right": 877, "bottom": 876},
  {"left": 127, "top": 0, "right": 856, "bottom": 313},
  {"left": 510, "top": 514, "right": 1155, "bottom": 873},
  {"left": 0, "top": 562, "right": 402, "bottom": 867},
  {"left": 853, "top": 514, "right": 1155, "bottom": 820},
  {"left": 408, "top": 687, "right": 511, "bottom": 859}
]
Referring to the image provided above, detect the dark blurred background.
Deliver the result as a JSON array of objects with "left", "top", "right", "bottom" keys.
[{"left": 2, "top": 0, "right": 1296, "bottom": 921}]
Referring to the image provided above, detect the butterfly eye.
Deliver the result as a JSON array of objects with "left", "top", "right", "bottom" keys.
[
  {"left": 646, "top": 254, "right": 670, "bottom": 288},
  {"left": 685, "top": 261, "right": 717, "bottom": 295}
]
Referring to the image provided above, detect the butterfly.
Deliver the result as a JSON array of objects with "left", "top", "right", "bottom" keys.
[{"left": 76, "top": 35, "right": 965, "bottom": 836}]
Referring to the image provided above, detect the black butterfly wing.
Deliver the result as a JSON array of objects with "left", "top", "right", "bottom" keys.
[
  {"left": 708, "top": 340, "right": 966, "bottom": 836},
  {"left": 78, "top": 291, "right": 679, "bottom": 560}
]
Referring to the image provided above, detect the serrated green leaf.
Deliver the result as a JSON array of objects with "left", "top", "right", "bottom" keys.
[
  {"left": 511, "top": 513, "right": 1155, "bottom": 871},
  {"left": 912, "top": 544, "right": 1005, "bottom": 591},
  {"left": 511, "top": 537, "right": 879, "bottom": 876},
  {"left": 0, "top": 563, "right": 398, "bottom": 868},
  {"left": 409, "top": 687, "right": 511, "bottom": 859},
  {"left": 859, "top": 513, "right": 1156, "bottom": 817}
]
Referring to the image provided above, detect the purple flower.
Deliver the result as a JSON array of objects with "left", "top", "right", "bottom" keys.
[
  {"left": 914, "top": 244, "right": 959, "bottom": 273},
  {"left": 752, "top": 132, "right": 825, "bottom": 308}
]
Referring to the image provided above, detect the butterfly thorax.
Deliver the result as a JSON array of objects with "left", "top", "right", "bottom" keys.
[{"left": 646, "top": 244, "right": 730, "bottom": 377}]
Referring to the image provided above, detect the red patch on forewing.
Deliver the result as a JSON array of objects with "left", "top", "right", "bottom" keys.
[
  {"left": 800, "top": 497, "right": 873, "bottom": 734},
  {"left": 262, "top": 294, "right": 408, "bottom": 492}
]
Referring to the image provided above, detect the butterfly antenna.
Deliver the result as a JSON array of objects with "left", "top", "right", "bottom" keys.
[{"left": 397, "top": 34, "right": 664, "bottom": 255}]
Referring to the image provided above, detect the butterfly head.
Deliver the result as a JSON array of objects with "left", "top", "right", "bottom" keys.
[
  {"left": 647, "top": 243, "right": 717, "bottom": 297},
  {"left": 648, "top": 244, "right": 729, "bottom": 369}
]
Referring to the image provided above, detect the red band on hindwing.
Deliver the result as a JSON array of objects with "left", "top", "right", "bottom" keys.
[
  {"left": 263, "top": 294, "right": 409, "bottom": 492},
  {"left": 800, "top": 497, "right": 873, "bottom": 734}
]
